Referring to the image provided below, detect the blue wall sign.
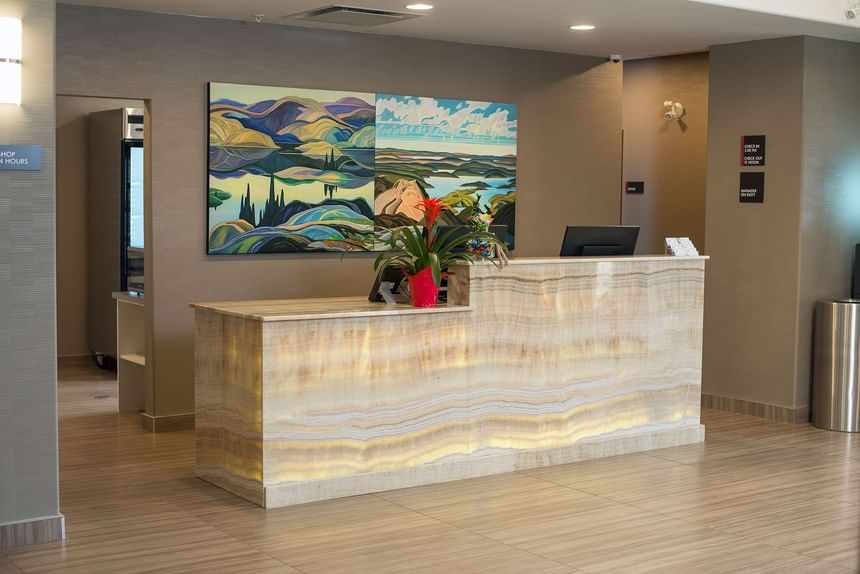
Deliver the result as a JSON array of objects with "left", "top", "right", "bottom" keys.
[{"left": 0, "top": 145, "right": 43, "bottom": 171}]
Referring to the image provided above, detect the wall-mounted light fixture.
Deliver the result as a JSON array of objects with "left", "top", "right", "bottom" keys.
[
  {"left": 0, "top": 17, "right": 22, "bottom": 105},
  {"left": 664, "top": 100, "right": 685, "bottom": 120}
]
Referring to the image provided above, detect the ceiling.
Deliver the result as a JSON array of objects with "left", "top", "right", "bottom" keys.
[{"left": 59, "top": 0, "right": 860, "bottom": 59}]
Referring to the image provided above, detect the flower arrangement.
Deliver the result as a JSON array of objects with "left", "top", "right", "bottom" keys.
[
  {"left": 374, "top": 198, "right": 508, "bottom": 307},
  {"left": 466, "top": 212, "right": 496, "bottom": 258}
]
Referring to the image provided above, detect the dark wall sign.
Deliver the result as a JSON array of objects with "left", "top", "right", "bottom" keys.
[
  {"left": 741, "top": 135, "right": 766, "bottom": 166},
  {"left": 739, "top": 172, "right": 764, "bottom": 203},
  {"left": 0, "top": 145, "right": 43, "bottom": 171},
  {"left": 625, "top": 181, "right": 644, "bottom": 194}
]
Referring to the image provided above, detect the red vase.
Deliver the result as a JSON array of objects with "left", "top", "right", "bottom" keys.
[{"left": 406, "top": 266, "right": 439, "bottom": 308}]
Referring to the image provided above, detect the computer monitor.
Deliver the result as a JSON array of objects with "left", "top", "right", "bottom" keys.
[
  {"left": 559, "top": 225, "right": 639, "bottom": 257},
  {"left": 434, "top": 224, "right": 508, "bottom": 252}
]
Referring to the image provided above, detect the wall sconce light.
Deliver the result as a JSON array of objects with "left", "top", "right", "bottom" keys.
[
  {"left": 664, "top": 100, "right": 685, "bottom": 120},
  {"left": 0, "top": 17, "right": 22, "bottom": 105}
]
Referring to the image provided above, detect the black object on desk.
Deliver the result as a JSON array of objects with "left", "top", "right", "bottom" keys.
[
  {"left": 369, "top": 266, "right": 407, "bottom": 303},
  {"left": 559, "top": 225, "right": 639, "bottom": 257}
]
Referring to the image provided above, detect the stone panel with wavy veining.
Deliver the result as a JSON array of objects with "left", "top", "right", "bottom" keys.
[{"left": 194, "top": 256, "right": 707, "bottom": 507}]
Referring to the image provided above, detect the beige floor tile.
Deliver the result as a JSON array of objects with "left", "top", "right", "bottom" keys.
[
  {"left": 6, "top": 362, "right": 855, "bottom": 574},
  {"left": 377, "top": 470, "right": 556, "bottom": 510},
  {"left": 478, "top": 504, "right": 852, "bottom": 574},
  {"left": 4, "top": 500, "right": 299, "bottom": 574},
  {"left": 0, "top": 555, "right": 24, "bottom": 574},
  {"left": 192, "top": 495, "right": 415, "bottom": 547},
  {"left": 406, "top": 485, "right": 622, "bottom": 533},
  {"left": 259, "top": 510, "right": 577, "bottom": 574},
  {"left": 521, "top": 451, "right": 685, "bottom": 485}
]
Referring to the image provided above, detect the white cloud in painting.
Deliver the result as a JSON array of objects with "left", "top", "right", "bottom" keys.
[{"left": 376, "top": 96, "right": 516, "bottom": 141}]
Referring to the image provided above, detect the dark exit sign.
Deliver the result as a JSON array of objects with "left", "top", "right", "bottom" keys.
[{"left": 741, "top": 135, "right": 766, "bottom": 166}]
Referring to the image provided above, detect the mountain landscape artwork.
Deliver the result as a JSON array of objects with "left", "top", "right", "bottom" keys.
[
  {"left": 207, "top": 83, "right": 517, "bottom": 254},
  {"left": 208, "top": 83, "right": 377, "bottom": 254},
  {"left": 374, "top": 94, "right": 517, "bottom": 245}
]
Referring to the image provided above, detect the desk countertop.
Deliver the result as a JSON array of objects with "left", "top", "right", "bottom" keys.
[
  {"left": 190, "top": 296, "right": 472, "bottom": 322},
  {"left": 113, "top": 291, "right": 145, "bottom": 305},
  {"left": 459, "top": 255, "right": 709, "bottom": 266}
]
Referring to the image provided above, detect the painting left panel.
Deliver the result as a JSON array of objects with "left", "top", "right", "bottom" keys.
[{"left": 208, "top": 83, "right": 376, "bottom": 254}]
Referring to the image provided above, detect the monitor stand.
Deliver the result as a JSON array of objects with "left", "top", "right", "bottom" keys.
[{"left": 581, "top": 244, "right": 624, "bottom": 256}]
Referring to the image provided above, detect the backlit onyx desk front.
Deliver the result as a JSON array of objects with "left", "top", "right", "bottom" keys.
[{"left": 192, "top": 256, "right": 707, "bottom": 508}]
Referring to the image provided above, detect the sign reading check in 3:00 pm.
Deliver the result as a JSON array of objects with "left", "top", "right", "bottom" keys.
[
  {"left": 0, "top": 145, "right": 43, "bottom": 171},
  {"left": 741, "top": 135, "right": 765, "bottom": 166}
]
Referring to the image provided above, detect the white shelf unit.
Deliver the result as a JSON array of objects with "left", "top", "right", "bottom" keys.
[{"left": 114, "top": 292, "right": 146, "bottom": 412}]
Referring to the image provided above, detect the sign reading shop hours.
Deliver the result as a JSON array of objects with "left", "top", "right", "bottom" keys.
[
  {"left": 741, "top": 135, "right": 766, "bottom": 166},
  {"left": 739, "top": 172, "right": 764, "bottom": 203},
  {"left": 0, "top": 145, "right": 42, "bottom": 171}
]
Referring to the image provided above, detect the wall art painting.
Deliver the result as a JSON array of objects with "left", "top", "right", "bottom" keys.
[
  {"left": 208, "top": 83, "right": 376, "bottom": 254},
  {"left": 374, "top": 93, "right": 517, "bottom": 246},
  {"left": 208, "top": 83, "right": 517, "bottom": 254}
]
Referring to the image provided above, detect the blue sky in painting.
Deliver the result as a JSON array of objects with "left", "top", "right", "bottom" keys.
[{"left": 376, "top": 94, "right": 517, "bottom": 152}]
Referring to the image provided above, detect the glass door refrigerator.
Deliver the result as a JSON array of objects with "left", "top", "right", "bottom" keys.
[
  {"left": 121, "top": 127, "right": 144, "bottom": 293},
  {"left": 87, "top": 107, "right": 144, "bottom": 364}
]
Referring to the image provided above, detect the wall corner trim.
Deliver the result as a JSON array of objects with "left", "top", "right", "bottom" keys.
[
  {"left": 140, "top": 412, "right": 195, "bottom": 433},
  {"left": 702, "top": 394, "right": 810, "bottom": 424},
  {"left": 0, "top": 514, "right": 65, "bottom": 550}
]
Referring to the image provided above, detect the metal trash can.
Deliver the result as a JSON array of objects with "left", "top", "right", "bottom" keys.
[{"left": 812, "top": 299, "right": 860, "bottom": 432}]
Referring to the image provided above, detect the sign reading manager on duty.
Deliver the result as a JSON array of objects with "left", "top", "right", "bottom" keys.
[
  {"left": 739, "top": 172, "right": 764, "bottom": 203},
  {"left": 0, "top": 145, "right": 43, "bottom": 171}
]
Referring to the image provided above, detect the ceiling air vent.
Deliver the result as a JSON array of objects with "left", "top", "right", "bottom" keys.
[{"left": 283, "top": 5, "right": 424, "bottom": 27}]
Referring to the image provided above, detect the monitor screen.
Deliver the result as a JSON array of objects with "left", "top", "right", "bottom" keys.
[{"left": 559, "top": 225, "right": 639, "bottom": 257}]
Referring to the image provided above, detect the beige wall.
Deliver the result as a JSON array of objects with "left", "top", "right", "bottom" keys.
[
  {"left": 622, "top": 53, "right": 708, "bottom": 255},
  {"left": 796, "top": 37, "right": 860, "bottom": 407},
  {"left": 56, "top": 5, "right": 623, "bottom": 417},
  {"left": 703, "top": 37, "right": 806, "bottom": 408},
  {"left": 56, "top": 96, "right": 142, "bottom": 357},
  {"left": 703, "top": 35, "right": 860, "bottom": 412},
  {"left": 0, "top": 0, "right": 61, "bottom": 531}
]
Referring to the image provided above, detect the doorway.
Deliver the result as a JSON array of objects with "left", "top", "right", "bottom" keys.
[{"left": 55, "top": 95, "right": 147, "bottom": 414}]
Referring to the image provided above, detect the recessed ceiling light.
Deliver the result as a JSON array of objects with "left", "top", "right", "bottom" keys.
[
  {"left": 569, "top": 24, "right": 596, "bottom": 31},
  {"left": 406, "top": 3, "right": 434, "bottom": 10}
]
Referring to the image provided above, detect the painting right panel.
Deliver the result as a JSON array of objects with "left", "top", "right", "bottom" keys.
[{"left": 374, "top": 94, "right": 517, "bottom": 246}]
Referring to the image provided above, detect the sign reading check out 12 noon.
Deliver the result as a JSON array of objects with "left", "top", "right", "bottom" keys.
[
  {"left": 0, "top": 145, "right": 43, "bottom": 171},
  {"left": 741, "top": 135, "right": 766, "bottom": 166}
]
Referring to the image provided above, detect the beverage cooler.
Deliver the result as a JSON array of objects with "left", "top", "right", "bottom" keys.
[
  {"left": 122, "top": 135, "right": 144, "bottom": 293},
  {"left": 87, "top": 108, "right": 144, "bottom": 365}
]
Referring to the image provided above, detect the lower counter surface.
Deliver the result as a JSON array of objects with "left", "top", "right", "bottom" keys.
[{"left": 193, "top": 256, "right": 707, "bottom": 507}]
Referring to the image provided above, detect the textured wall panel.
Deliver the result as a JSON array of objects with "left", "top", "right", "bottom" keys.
[
  {"left": 0, "top": 0, "right": 60, "bottom": 529},
  {"left": 703, "top": 37, "right": 805, "bottom": 408},
  {"left": 56, "top": 5, "right": 623, "bottom": 417}
]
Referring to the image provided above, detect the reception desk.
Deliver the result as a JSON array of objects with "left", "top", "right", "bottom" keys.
[{"left": 192, "top": 256, "right": 706, "bottom": 508}]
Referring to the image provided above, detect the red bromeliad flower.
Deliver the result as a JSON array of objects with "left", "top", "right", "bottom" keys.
[
  {"left": 418, "top": 197, "right": 446, "bottom": 247},
  {"left": 419, "top": 197, "right": 445, "bottom": 230}
]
